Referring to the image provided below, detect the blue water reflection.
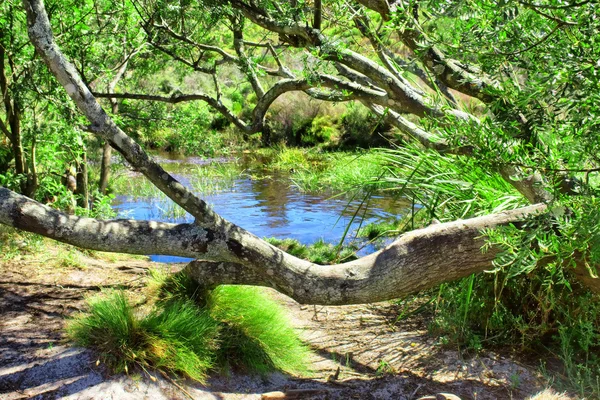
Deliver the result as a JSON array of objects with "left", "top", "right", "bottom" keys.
[{"left": 113, "top": 160, "right": 405, "bottom": 263}]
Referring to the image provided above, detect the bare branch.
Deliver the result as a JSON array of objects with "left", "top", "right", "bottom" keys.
[
  {"left": 0, "top": 186, "right": 558, "bottom": 305},
  {"left": 92, "top": 91, "right": 249, "bottom": 132}
]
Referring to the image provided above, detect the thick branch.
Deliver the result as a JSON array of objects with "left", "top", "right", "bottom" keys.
[
  {"left": 0, "top": 186, "right": 557, "bottom": 304},
  {"left": 0, "top": 187, "right": 217, "bottom": 258}
]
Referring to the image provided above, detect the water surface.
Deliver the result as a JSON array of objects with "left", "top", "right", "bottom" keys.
[{"left": 113, "top": 153, "right": 406, "bottom": 262}]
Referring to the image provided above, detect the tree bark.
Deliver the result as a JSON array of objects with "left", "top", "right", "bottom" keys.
[
  {"left": 98, "top": 141, "right": 111, "bottom": 195},
  {"left": 75, "top": 150, "right": 89, "bottom": 209},
  {"left": 0, "top": 186, "right": 553, "bottom": 304}
]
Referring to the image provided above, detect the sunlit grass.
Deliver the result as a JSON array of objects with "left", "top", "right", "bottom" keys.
[
  {"left": 66, "top": 291, "right": 220, "bottom": 382},
  {"left": 209, "top": 285, "right": 311, "bottom": 375},
  {"left": 265, "top": 237, "right": 357, "bottom": 264},
  {"left": 148, "top": 269, "right": 311, "bottom": 375}
]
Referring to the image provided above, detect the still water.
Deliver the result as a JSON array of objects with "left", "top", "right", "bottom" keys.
[{"left": 112, "top": 153, "right": 405, "bottom": 262}]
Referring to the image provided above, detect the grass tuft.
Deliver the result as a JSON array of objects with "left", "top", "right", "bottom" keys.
[
  {"left": 146, "top": 270, "right": 310, "bottom": 375},
  {"left": 66, "top": 291, "right": 219, "bottom": 382},
  {"left": 266, "top": 237, "right": 357, "bottom": 264},
  {"left": 209, "top": 285, "right": 311, "bottom": 375}
]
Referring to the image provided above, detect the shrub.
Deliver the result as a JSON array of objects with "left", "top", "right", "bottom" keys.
[{"left": 340, "top": 102, "right": 389, "bottom": 148}]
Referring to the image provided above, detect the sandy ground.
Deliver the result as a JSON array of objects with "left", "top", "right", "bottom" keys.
[{"left": 0, "top": 252, "right": 574, "bottom": 400}]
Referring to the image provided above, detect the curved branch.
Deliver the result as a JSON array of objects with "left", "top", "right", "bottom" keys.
[
  {"left": 91, "top": 91, "right": 250, "bottom": 132},
  {"left": 251, "top": 75, "right": 388, "bottom": 128},
  {"left": 0, "top": 185, "right": 553, "bottom": 304}
]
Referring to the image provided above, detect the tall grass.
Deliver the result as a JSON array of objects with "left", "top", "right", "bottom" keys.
[
  {"left": 67, "top": 291, "right": 219, "bottom": 382},
  {"left": 375, "top": 144, "right": 600, "bottom": 397},
  {"left": 71, "top": 270, "right": 311, "bottom": 379},
  {"left": 209, "top": 286, "right": 310, "bottom": 375}
]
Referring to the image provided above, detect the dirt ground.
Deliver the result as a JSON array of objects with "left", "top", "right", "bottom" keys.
[{"left": 0, "top": 251, "right": 574, "bottom": 400}]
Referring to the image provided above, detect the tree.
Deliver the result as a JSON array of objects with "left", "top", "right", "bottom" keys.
[{"left": 1, "top": 0, "right": 598, "bottom": 305}]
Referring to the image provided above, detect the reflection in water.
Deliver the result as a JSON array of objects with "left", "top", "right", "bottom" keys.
[{"left": 113, "top": 157, "right": 407, "bottom": 263}]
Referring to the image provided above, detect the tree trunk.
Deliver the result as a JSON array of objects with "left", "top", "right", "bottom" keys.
[
  {"left": 0, "top": 186, "right": 560, "bottom": 304},
  {"left": 23, "top": 134, "right": 37, "bottom": 197},
  {"left": 75, "top": 150, "right": 89, "bottom": 209},
  {"left": 98, "top": 141, "right": 111, "bottom": 195}
]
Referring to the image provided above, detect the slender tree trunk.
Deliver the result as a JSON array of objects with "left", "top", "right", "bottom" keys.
[
  {"left": 9, "top": 117, "right": 25, "bottom": 177},
  {"left": 99, "top": 141, "right": 111, "bottom": 194},
  {"left": 313, "top": 0, "right": 322, "bottom": 30},
  {"left": 24, "top": 134, "right": 37, "bottom": 197},
  {"left": 9, "top": 103, "right": 30, "bottom": 195},
  {"left": 76, "top": 150, "right": 89, "bottom": 209}
]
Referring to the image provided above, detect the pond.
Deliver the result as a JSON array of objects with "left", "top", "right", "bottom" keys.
[{"left": 112, "top": 152, "right": 407, "bottom": 263}]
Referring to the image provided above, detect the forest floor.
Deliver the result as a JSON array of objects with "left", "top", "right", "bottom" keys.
[{"left": 0, "top": 248, "right": 573, "bottom": 400}]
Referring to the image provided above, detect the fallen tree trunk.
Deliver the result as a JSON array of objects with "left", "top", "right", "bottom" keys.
[{"left": 0, "top": 186, "right": 548, "bottom": 304}]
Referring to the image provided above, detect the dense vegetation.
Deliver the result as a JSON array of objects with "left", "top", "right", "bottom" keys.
[{"left": 1, "top": 0, "right": 599, "bottom": 397}]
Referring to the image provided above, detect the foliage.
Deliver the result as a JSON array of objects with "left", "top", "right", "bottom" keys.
[
  {"left": 375, "top": 144, "right": 600, "bottom": 396},
  {"left": 290, "top": 151, "right": 387, "bottom": 194},
  {"left": 67, "top": 291, "right": 220, "bottom": 382},
  {"left": 146, "top": 269, "right": 311, "bottom": 375},
  {"left": 266, "top": 237, "right": 358, "bottom": 264},
  {"left": 339, "top": 102, "right": 389, "bottom": 148}
]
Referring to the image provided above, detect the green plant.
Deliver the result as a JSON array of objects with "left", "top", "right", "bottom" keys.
[
  {"left": 148, "top": 270, "right": 311, "bottom": 375},
  {"left": 375, "top": 360, "right": 394, "bottom": 376},
  {"left": 305, "top": 116, "right": 340, "bottom": 145},
  {"left": 66, "top": 291, "right": 219, "bottom": 382},
  {"left": 209, "top": 285, "right": 311, "bottom": 375},
  {"left": 266, "top": 237, "right": 357, "bottom": 264},
  {"left": 339, "top": 102, "right": 387, "bottom": 148}
]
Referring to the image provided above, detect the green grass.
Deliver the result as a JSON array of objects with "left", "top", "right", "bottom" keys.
[
  {"left": 209, "top": 285, "right": 311, "bottom": 375},
  {"left": 189, "top": 162, "right": 243, "bottom": 194},
  {"left": 291, "top": 152, "right": 385, "bottom": 194},
  {"left": 122, "top": 269, "right": 312, "bottom": 377},
  {"left": 66, "top": 291, "right": 219, "bottom": 382},
  {"left": 148, "top": 268, "right": 208, "bottom": 306},
  {"left": 252, "top": 147, "right": 387, "bottom": 195},
  {"left": 356, "top": 219, "right": 403, "bottom": 240},
  {"left": 0, "top": 225, "right": 44, "bottom": 260}
]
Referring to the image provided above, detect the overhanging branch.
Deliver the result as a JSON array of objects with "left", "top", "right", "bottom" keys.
[{"left": 0, "top": 185, "right": 553, "bottom": 304}]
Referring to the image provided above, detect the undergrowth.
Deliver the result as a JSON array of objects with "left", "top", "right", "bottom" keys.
[
  {"left": 375, "top": 144, "right": 600, "bottom": 398},
  {"left": 266, "top": 237, "right": 358, "bottom": 264},
  {"left": 67, "top": 291, "right": 219, "bottom": 382},
  {"left": 67, "top": 269, "right": 311, "bottom": 382}
]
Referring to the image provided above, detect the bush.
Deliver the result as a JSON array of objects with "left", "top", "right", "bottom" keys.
[
  {"left": 340, "top": 102, "right": 389, "bottom": 148},
  {"left": 305, "top": 116, "right": 340, "bottom": 145}
]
